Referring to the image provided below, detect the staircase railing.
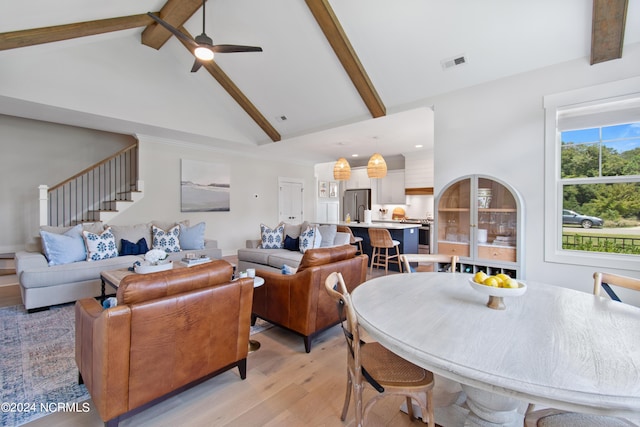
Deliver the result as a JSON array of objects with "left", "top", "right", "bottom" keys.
[{"left": 44, "top": 143, "right": 139, "bottom": 227}]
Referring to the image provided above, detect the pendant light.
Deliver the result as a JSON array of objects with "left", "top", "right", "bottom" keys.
[
  {"left": 333, "top": 157, "right": 351, "bottom": 180},
  {"left": 367, "top": 153, "right": 387, "bottom": 178}
]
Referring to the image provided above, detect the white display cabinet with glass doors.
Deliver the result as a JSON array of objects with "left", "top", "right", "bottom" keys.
[{"left": 434, "top": 175, "right": 524, "bottom": 278}]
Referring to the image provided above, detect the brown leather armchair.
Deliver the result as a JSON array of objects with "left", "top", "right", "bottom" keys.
[
  {"left": 252, "top": 245, "right": 368, "bottom": 352},
  {"left": 75, "top": 260, "right": 253, "bottom": 427}
]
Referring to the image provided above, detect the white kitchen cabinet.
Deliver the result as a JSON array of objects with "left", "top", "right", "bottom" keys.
[
  {"left": 377, "top": 170, "right": 405, "bottom": 204},
  {"left": 345, "top": 168, "right": 371, "bottom": 189},
  {"left": 317, "top": 201, "right": 339, "bottom": 223}
]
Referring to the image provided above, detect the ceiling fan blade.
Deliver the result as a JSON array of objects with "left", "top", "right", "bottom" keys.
[
  {"left": 211, "top": 44, "right": 263, "bottom": 53},
  {"left": 191, "top": 58, "right": 203, "bottom": 73},
  {"left": 146, "top": 12, "right": 199, "bottom": 50}
]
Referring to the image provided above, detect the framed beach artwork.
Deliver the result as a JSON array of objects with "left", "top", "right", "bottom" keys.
[{"left": 181, "top": 159, "right": 230, "bottom": 212}]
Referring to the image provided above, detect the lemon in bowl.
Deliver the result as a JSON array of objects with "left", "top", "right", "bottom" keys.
[
  {"left": 468, "top": 275, "right": 527, "bottom": 309},
  {"left": 474, "top": 271, "right": 488, "bottom": 284}
]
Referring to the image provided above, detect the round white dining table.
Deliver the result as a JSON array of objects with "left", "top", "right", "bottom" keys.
[{"left": 351, "top": 272, "right": 640, "bottom": 427}]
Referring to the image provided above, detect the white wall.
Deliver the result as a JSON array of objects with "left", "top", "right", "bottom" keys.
[
  {"left": 0, "top": 118, "right": 316, "bottom": 255},
  {"left": 0, "top": 114, "right": 133, "bottom": 252},
  {"left": 314, "top": 162, "right": 339, "bottom": 222},
  {"left": 106, "top": 137, "right": 316, "bottom": 256},
  {"left": 427, "top": 43, "right": 640, "bottom": 303}
]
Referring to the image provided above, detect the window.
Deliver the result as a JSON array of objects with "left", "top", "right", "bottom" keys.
[
  {"left": 561, "top": 124, "right": 640, "bottom": 254},
  {"left": 544, "top": 77, "right": 640, "bottom": 270},
  {"left": 561, "top": 124, "right": 640, "bottom": 179}
]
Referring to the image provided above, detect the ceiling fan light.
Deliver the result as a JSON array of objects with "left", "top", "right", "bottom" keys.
[
  {"left": 333, "top": 157, "right": 351, "bottom": 180},
  {"left": 367, "top": 153, "right": 387, "bottom": 178},
  {"left": 195, "top": 46, "right": 214, "bottom": 61}
]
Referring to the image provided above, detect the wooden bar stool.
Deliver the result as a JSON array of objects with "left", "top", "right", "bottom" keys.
[
  {"left": 368, "top": 228, "right": 402, "bottom": 275},
  {"left": 337, "top": 225, "right": 363, "bottom": 255}
]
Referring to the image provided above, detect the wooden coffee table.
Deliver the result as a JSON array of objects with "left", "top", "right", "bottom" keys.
[{"left": 100, "top": 268, "right": 136, "bottom": 301}]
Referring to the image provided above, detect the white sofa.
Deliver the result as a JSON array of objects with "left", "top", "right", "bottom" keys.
[
  {"left": 15, "top": 220, "right": 222, "bottom": 312},
  {"left": 237, "top": 223, "right": 350, "bottom": 273}
]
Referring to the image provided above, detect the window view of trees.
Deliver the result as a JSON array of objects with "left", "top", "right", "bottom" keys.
[
  {"left": 563, "top": 183, "right": 640, "bottom": 224},
  {"left": 560, "top": 123, "right": 640, "bottom": 254},
  {"left": 561, "top": 126, "right": 640, "bottom": 179}
]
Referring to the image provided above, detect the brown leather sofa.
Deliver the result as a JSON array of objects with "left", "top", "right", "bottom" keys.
[
  {"left": 252, "top": 245, "right": 368, "bottom": 352},
  {"left": 75, "top": 260, "right": 253, "bottom": 427}
]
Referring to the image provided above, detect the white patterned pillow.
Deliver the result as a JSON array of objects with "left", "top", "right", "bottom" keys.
[
  {"left": 83, "top": 227, "right": 118, "bottom": 261},
  {"left": 299, "top": 225, "right": 322, "bottom": 253},
  {"left": 152, "top": 225, "right": 181, "bottom": 253},
  {"left": 260, "top": 223, "right": 285, "bottom": 249}
]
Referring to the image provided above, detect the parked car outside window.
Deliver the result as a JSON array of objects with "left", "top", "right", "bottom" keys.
[{"left": 562, "top": 209, "right": 604, "bottom": 229}]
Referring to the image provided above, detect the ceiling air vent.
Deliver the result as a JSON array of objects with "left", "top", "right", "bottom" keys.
[{"left": 441, "top": 54, "right": 467, "bottom": 70}]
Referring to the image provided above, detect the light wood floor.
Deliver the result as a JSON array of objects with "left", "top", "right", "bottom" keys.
[
  {"left": 23, "top": 322, "right": 431, "bottom": 427},
  {"left": 5, "top": 260, "right": 437, "bottom": 427},
  {"left": 0, "top": 278, "right": 22, "bottom": 307}
]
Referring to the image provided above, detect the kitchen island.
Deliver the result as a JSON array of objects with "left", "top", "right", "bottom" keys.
[{"left": 330, "top": 221, "right": 419, "bottom": 271}]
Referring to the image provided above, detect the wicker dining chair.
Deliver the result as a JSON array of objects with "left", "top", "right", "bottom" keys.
[
  {"left": 368, "top": 228, "right": 402, "bottom": 274},
  {"left": 593, "top": 271, "right": 640, "bottom": 299},
  {"left": 324, "top": 272, "right": 435, "bottom": 427},
  {"left": 524, "top": 271, "right": 640, "bottom": 427},
  {"left": 400, "top": 254, "right": 458, "bottom": 274},
  {"left": 337, "top": 225, "right": 364, "bottom": 255}
]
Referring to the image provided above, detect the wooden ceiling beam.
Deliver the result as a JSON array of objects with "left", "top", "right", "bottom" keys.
[
  {"left": 141, "top": 0, "right": 205, "bottom": 50},
  {"left": 175, "top": 26, "right": 281, "bottom": 142},
  {"left": 0, "top": 14, "right": 154, "bottom": 51},
  {"left": 0, "top": 0, "right": 280, "bottom": 142},
  {"left": 591, "top": 0, "right": 628, "bottom": 65},
  {"left": 305, "top": 0, "right": 385, "bottom": 118},
  {"left": 143, "top": 0, "right": 281, "bottom": 141}
]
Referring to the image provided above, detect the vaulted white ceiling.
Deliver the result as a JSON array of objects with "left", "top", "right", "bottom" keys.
[{"left": 1, "top": 0, "right": 638, "bottom": 163}]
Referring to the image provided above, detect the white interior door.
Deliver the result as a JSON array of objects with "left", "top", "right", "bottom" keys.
[{"left": 279, "top": 178, "right": 304, "bottom": 224}]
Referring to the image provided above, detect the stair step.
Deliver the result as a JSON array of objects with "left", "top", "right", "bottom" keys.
[
  {"left": 88, "top": 209, "right": 119, "bottom": 214},
  {"left": 0, "top": 254, "right": 15, "bottom": 275},
  {"left": 101, "top": 198, "right": 135, "bottom": 210}
]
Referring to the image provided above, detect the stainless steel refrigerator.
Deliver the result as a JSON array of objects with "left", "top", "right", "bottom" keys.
[{"left": 343, "top": 189, "right": 371, "bottom": 223}]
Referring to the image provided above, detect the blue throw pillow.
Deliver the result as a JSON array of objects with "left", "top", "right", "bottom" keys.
[
  {"left": 283, "top": 235, "right": 299, "bottom": 251},
  {"left": 40, "top": 224, "right": 87, "bottom": 266},
  {"left": 121, "top": 238, "right": 149, "bottom": 255},
  {"left": 179, "top": 222, "right": 206, "bottom": 250}
]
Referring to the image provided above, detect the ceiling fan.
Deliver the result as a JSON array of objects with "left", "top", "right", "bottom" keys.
[{"left": 147, "top": 0, "right": 262, "bottom": 72}]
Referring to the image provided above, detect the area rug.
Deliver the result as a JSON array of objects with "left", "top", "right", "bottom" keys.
[
  {"left": 0, "top": 303, "right": 273, "bottom": 426},
  {"left": 0, "top": 303, "right": 87, "bottom": 426}
]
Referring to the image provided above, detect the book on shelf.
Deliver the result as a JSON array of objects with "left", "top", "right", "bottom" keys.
[{"left": 180, "top": 256, "right": 211, "bottom": 267}]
